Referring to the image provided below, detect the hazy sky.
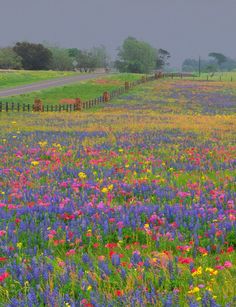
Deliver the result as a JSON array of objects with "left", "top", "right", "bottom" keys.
[{"left": 0, "top": 0, "right": 235, "bottom": 68}]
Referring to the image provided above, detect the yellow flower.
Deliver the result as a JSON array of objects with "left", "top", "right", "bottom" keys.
[
  {"left": 108, "top": 184, "right": 113, "bottom": 191},
  {"left": 118, "top": 148, "right": 123, "bottom": 152},
  {"left": 87, "top": 285, "right": 92, "bottom": 291},
  {"left": 205, "top": 268, "right": 214, "bottom": 273},
  {"left": 125, "top": 164, "right": 129, "bottom": 168},
  {"left": 31, "top": 161, "right": 39, "bottom": 166},
  {"left": 1, "top": 192, "right": 5, "bottom": 195},
  {"left": 17, "top": 242, "right": 23, "bottom": 249},
  {"left": 78, "top": 172, "right": 87, "bottom": 179},
  {"left": 144, "top": 223, "right": 150, "bottom": 228},
  {"left": 188, "top": 287, "right": 200, "bottom": 294},
  {"left": 206, "top": 268, "right": 218, "bottom": 275},
  {"left": 206, "top": 287, "right": 212, "bottom": 292},
  {"left": 11, "top": 121, "right": 17, "bottom": 124},
  {"left": 101, "top": 187, "right": 108, "bottom": 193},
  {"left": 192, "top": 266, "right": 202, "bottom": 276},
  {"left": 38, "top": 141, "right": 48, "bottom": 148}
]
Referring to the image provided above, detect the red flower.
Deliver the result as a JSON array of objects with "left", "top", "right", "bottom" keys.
[
  {"left": 0, "top": 257, "right": 8, "bottom": 262},
  {"left": 105, "top": 243, "right": 117, "bottom": 249},
  {"left": 115, "top": 290, "right": 124, "bottom": 297},
  {"left": 178, "top": 257, "right": 194, "bottom": 264},
  {"left": 227, "top": 246, "right": 234, "bottom": 253},
  {"left": 0, "top": 272, "right": 9, "bottom": 282},
  {"left": 109, "top": 250, "right": 116, "bottom": 258},
  {"left": 198, "top": 247, "right": 208, "bottom": 255},
  {"left": 15, "top": 218, "right": 21, "bottom": 224}
]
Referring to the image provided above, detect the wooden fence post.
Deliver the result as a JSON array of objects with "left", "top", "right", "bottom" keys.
[
  {"left": 141, "top": 76, "right": 147, "bottom": 83},
  {"left": 33, "top": 99, "right": 43, "bottom": 112},
  {"left": 74, "top": 98, "right": 82, "bottom": 111},
  {"left": 125, "top": 81, "right": 130, "bottom": 91},
  {"left": 103, "top": 91, "right": 110, "bottom": 102}
]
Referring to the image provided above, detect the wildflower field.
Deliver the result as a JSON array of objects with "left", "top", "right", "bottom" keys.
[{"left": 0, "top": 79, "right": 235, "bottom": 306}]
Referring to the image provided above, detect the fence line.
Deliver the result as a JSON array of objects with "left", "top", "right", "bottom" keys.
[
  {"left": 0, "top": 74, "right": 158, "bottom": 113},
  {"left": 1, "top": 72, "right": 232, "bottom": 113}
]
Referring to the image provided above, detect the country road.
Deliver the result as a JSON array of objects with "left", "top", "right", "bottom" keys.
[{"left": 0, "top": 73, "right": 107, "bottom": 98}]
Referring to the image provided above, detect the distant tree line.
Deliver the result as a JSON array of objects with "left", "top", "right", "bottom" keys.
[
  {"left": 182, "top": 52, "right": 236, "bottom": 73},
  {"left": 0, "top": 42, "right": 111, "bottom": 72},
  {"left": 0, "top": 38, "right": 170, "bottom": 73}
]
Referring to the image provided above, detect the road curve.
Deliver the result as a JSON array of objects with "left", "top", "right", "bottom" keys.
[{"left": 0, "top": 73, "right": 107, "bottom": 98}]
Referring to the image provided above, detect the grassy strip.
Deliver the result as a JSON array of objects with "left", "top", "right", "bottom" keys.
[
  {"left": 1, "top": 73, "right": 143, "bottom": 105},
  {"left": 0, "top": 70, "right": 81, "bottom": 90}
]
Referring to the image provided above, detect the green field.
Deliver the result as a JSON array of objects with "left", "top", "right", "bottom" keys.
[
  {"left": 1, "top": 73, "right": 143, "bottom": 105},
  {"left": 0, "top": 70, "right": 80, "bottom": 90},
  {"left": 192, "top": 71, "right": 236, "bottom": 81}
]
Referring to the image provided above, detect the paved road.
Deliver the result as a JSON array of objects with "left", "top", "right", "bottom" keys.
[{"left": 0, "top": 73, "right": 106, "bottom": 98}]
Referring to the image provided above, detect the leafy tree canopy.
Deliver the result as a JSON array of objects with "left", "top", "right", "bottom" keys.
[
  {"left": 0, "top": 47, "right": 22, "bottom": 69},
  {"left": 13, "top": 42, "right": 52, "bottom": 70},
  {"left": 115, "top": 37, "right": 157, "bottom": 74}
]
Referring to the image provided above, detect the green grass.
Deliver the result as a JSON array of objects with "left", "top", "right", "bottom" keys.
[
  {"left": 0, "top": 70, "right": 81, "bottom": 90},
  {"left": 192, "top": 71, "right": 236, "bottom": 81},
  {"left": 1, "top": 73, "right": 143, "bottom": 105}
]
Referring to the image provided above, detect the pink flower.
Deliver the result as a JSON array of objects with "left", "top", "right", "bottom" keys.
[
  {"left": 116, "top": 221, "right": 124, "bottom": 229},
  {"left": 224, "top": 261, "right": 232, "bottom": 268},
  {"left": 66, "top": 249, "right": 76, "bottom": 256},
  {"left": 0, "top": 230, "right": 6, "bottom": 237},
  {"left": 58, "top": 261, "right": 65, "bottom": 267}
]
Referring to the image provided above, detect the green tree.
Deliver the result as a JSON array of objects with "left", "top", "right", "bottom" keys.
[
  {"left": 182, "top": 58, "right": 199, "bottom": 72},
  {"left": 13, "top": 42, "right": 52, "bottom": 70},
  {"left": 208, "top": 52, "right": 227, "bottom": 69},
  {"left": 68, "top": 46, "right": 110, "bottom": 71},
  {"left": 115, "top": 37, "right": 156, "bottom": 73},
  {"left": 90, "top": 45, "right": 110, "bottom": 68},
  {"left": 156, "top": 49, "right": 170, "bottom": 69},
  {"left": 49, "top": 47, "right": 73, "bottom": 71},
  {"left": 0, "top": 47, "right": 22, "bottom": 69}
]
